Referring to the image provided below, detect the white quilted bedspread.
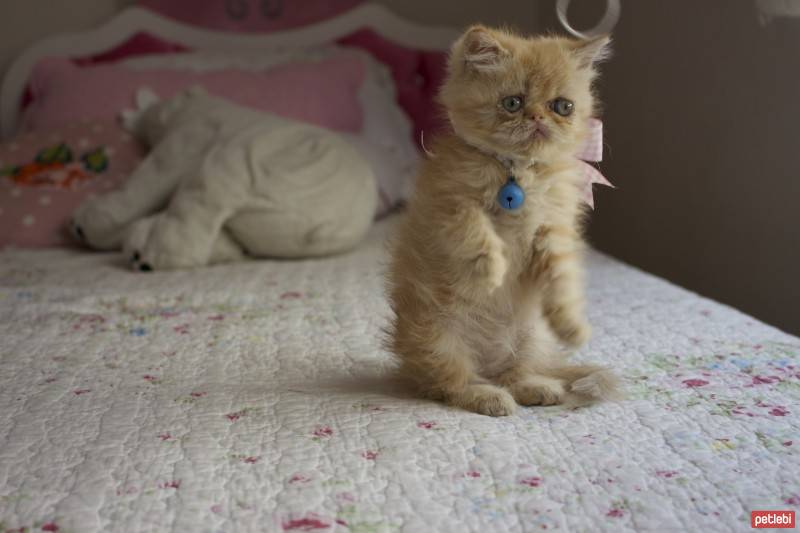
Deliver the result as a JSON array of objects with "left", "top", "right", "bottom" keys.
[{"left": 1, "top": 215, "right": 799, "bottom": 533}]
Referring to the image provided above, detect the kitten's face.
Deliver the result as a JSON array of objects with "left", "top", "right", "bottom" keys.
[{"left": 440, "top": 27, "right": 610, "bottom": 163}]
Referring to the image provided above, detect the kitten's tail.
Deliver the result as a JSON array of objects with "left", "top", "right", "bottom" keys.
[{"left": 543, "top": 365, "right": 623, "bottom": 406}]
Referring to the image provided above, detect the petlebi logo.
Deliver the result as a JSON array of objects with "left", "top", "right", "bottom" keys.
[{"left": 751, "top": 510, "right": 795, "bottom": 528}]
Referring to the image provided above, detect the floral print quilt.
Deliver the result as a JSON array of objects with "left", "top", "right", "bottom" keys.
[{"left": 1, "top": 216, "right": 798, "bottom": 532}]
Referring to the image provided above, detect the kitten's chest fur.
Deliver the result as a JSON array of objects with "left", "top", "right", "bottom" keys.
[
  {"left": 393, "top": 144, "right": 584, "bottom": 377},
  {"left": 471, "top": 165, "right": 578, "bottom": 375},
  {"left": 483, "top": 163, "right": 572, "bottom": 277}
]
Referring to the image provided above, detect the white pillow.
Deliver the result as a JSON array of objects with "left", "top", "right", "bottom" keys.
[{"left": 123, "top": 47, "right": 419, "bottom": 216}]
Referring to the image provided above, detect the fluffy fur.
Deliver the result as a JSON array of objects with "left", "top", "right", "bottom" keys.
[{"left": 386, "top": 26, "right": 619, "bottom": 416}]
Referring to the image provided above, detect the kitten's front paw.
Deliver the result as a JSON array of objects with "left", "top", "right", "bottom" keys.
[
  {"left": 474, "top": 239, "right": 508, "bottom": 292},
  {"left": 548, "top": 308, "right": 591, "bottom": 348},
  {"left": 476, "top": 252, "right": 507, "bottom": 292}
]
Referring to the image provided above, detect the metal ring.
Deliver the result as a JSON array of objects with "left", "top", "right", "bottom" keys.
[{"left": 556, "top": 0, "right": 621, "bottom": 39}]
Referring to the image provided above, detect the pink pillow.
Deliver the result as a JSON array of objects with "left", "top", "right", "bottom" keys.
[
  {"left": 21, "top": 33, "right": 188, "bottom": 111},
  {"left": 50, "top": 21, "right": 449, "bottom": 150},
  {"left": 23, "top": 54, "right": 366, "bottom": 133},
  {"left": 137, "top": 0, "right": 363, "bottom": 32},
  {"left": 338, "top": 29, "right": 449, "bottom": 147},
  {"left": 0, "top": 119, "right": 144, "bottom": 248}
]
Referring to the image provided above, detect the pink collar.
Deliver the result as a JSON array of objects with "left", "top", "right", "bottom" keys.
[{"left": 424, "top": 119, "right": 614, "bottom": 209}]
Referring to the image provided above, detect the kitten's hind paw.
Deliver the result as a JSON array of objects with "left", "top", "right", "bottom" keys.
[
  {"left": 570, "top": 369, "right": 622, "bottom": 403},
  {"left": 449, "top": 384, "right": 516, "bottom": 417},
  {"left": 510, "top": 376, "right": 566, "bottom": 406}
]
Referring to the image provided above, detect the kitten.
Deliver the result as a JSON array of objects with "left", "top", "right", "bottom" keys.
[{"left": 386, "top": 26, "right": 620, "bottom": 416}]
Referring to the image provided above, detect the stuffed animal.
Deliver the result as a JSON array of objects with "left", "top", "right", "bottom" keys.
[{"left": 70, "top": 87, "right": 377, "bottom": 271}]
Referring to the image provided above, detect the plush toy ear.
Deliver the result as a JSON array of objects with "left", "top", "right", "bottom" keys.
[
  {"left": 120, "top": 87, "right": 161, "bottom": 132},
  {"left": 136, "top": 87, "right": 160, "bottom": 110},
  {"left": 457, "top": 26, "right": 509, "bottom": 71},
  {"left": 119, "top": 109, "right": 138, "bottom": 132},
  {"left": 186, "top": 85, "right": 208, "bottom": 97},
  {"left": 570, "top": 35, "right": 612, "bottom": 70}
]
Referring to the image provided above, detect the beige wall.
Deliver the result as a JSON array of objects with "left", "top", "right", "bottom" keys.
[
  {"left": 0, "top": 0, "right": 135, "bottom": 78},
  {"left": 538, "top": 0, "right": 800, "bottom": 335}
]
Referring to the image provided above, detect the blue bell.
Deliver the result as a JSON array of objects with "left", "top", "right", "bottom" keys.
[{"left": 497, "top": 177, "right": 525, "bottom": 211}]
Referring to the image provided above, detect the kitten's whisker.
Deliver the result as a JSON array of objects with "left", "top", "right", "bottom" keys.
[{"left": 420, "top": 131, "right": 436, "bottom": 158}]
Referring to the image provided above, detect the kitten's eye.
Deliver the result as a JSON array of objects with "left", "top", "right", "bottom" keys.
[
  {"left": 550, "top": 97, "right": 574, "bottom": 117},
  {"left": 501, "top": 96, "right": 524, "bottom": 113}
]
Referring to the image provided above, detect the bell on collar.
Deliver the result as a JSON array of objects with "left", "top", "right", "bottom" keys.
[{"left": 497, "top": 176, "right": 525, "bottom": 211}]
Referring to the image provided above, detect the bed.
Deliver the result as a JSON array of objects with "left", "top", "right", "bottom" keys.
[{"left": 1, "top": 4, "right": 800, "bottom": 533}]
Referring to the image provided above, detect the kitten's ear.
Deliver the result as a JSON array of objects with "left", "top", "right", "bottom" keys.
[
  {"left": 456, "top": 26, "right": 509, "bottom": 71},
  {"left": 570, "top": 35, "right": 612, "bottom": 70}
]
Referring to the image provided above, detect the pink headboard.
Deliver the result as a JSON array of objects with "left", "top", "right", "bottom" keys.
[
  {"left": 138, "top": 0, "right": 365, "bottom": 32},
  {"left": 98, "top": 0, "right": 452, "bottom": 143}
]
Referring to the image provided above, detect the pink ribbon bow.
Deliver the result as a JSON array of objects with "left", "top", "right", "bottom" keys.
[{"left": 576, "top": 118, "right": 613, "bottom": 209}]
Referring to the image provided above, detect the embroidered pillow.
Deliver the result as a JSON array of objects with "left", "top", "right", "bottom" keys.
[{"left": 0, "top": 119, "right": 144, "bottom": 248}]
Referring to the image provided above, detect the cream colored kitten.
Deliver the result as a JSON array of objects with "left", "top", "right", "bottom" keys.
[{"left": 386, "top": 26, "right": 619, "bottom": 416}]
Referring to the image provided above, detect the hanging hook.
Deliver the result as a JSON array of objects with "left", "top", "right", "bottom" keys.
[{"left": 556, "top": 0, "right": 621, "bottom": 38}]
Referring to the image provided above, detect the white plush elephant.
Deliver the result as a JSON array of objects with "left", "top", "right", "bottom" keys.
[{"left": 71, "top": 87, "right": 377, "bottom": 271}]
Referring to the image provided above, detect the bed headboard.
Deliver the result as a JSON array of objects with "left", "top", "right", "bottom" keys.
[{"left": 0, "top": 3, "right": 460, "bottom": 139}]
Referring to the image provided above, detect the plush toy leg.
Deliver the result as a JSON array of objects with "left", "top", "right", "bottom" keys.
[
  {"left": 123, "top": 184, "right": 241, "bottom": 271},
  {"left": 70, "top": 154, "right": 186, "bottom": 250},
  {"left": 209, "top": 228, "right": 247, "bottom": 264},
  {"left": 226, "top": 209, "right": 372, "bottom": 258},
  {"left": 125, "top": 213, "right": 245, "bottom": 271},
  {"left": 224, "top": 165, "right": 376, "bottom": 259},
  {"left": 123, "top": 214, "right": 159, "bottom": 271}
]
